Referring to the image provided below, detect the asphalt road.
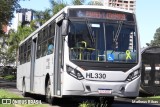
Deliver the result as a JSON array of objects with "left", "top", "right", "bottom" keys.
[{"left": 0, "top": 78, "right": 160, "bottom": 107}]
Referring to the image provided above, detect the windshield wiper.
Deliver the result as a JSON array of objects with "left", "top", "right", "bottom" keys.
[
  {"left": 111, "top": 21, "right": 123, "bottom": 54},
  {"left": 85, "top": 18, "right": 95, "bottom": 47}
]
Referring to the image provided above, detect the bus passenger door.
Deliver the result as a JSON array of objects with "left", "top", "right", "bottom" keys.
[
  {"left": 30, "top": 37, "right": 37, "bottom": 92},
  {"left": 53, "top": 22, "right": 64, "bottom": 96}
]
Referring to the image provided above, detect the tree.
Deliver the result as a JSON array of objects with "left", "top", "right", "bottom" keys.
[
  {"left": 0, "top": 0, "right": 21, "bottom": 34},
  {"left": 0, "top": 33, "right": 10, "bottom": 66},
  {"left": 7, "top": 25, "right": 34, "bottom": 66},
  {"left": 149, "top": 27, "right": 160, "bottom": 46},
  {"left": 32, "top": 0, "right": 67, "bottom": 27},
  {"left": 72, "top": 0, "right": 84, "bottom": 5},
  {"left": 50, "top": 0, "right": 67, "bottom": 15},
  {"left": 33, "top": 9, "right": 52, "bottom": 26}
]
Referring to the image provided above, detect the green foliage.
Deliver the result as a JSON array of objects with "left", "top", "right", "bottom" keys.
[
  {"left": 148, "top": 96, "right": 160, "bottom": 98},
  {"left": 79, "top": 101, "right": 95, "bottom": 107},
  {"left": 0, "top": 0, "right": 20, "bottom": 34},
  {"left": 149, "top": 27, "right": 160, "bottom": 46},
  {"left": 3, "top": 75, "right": 15, "bottom": 81},
  {"left": 33, "top": 9, "right": 52, "bottom": 26},
  {"left": 0, "top": 89, "right": 22, "bottom": 98},
  {"left": 72, "top": 0, "right": 84, "bottom": 5},
  {"left": 7, "top": 25, "right": 34, "bottom": 66},
  {"left": 8, "top": 25, "right": 34, "bottom": 50},
  {"left": 50, "top": 0, "right": 67, "bottom": 15},
  {"left": 0, "top": 33, "right": 15, "bottom": 66},
  {"left": 0, "top": 89, "right": 22, "bottom": 107}
]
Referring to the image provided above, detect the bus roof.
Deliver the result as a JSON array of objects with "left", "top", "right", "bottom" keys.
[
  {"left": 66, "top": 5, "right": 133, "bottom": 13},
  {"left": 19, "top": 5, "right": 134, "bottom": 46}
]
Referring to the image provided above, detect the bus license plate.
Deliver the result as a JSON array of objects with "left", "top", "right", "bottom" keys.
[{"left": 98, "top": 89, "right": 112, "bottom": 94}]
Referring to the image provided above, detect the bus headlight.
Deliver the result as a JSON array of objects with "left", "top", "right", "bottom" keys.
[
  {"left": 126, "top": 70, "right": 140, "bottom": 82},
  {"left": 66, "top": 66, "right": 84, "bottom": 80}
]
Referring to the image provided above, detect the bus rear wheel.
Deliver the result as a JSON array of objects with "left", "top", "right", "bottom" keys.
[{"left": 45, "top": 80, "right": 53, "bottom": 104}]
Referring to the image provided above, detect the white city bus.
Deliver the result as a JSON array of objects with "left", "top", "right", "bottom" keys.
[{"left": 17, "top": 5, "right": 141, "bottom": 105}]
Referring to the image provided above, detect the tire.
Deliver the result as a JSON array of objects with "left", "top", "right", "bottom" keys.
[
  {"left": 22, "top": 80, "right": 27, "bottom": 97},
  {"left": 45, "top": 80, "right": 53, "bottom": 104}
]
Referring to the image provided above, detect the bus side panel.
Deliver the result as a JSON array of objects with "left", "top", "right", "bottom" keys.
[
  {"left": 25, "top": 62, "right": 31, "bottom": 92},
  {"left": 34, "top": 58, "right": 44, "bottom": 94},
  {"left": 17, "top": 62, "right": 31, "bottom": 92},
  {"left": 34, "top": 54, "right": 54, "bottom": 95},
  {"left": 17, "top": 65, "right": 23, "bottom": 91}
]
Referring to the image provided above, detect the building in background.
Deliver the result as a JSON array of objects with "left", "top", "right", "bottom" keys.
[
  {"left": 107, "top": 0, "right": 136, "bottom": 12},
  {"left": 90, "top": 0, "right": 103, "bottom": 4},
  {"left": 13, "top": 9, "right": 33, "bottom": 31},
  {"left": 92, "top": 0, "right": 136, "bottom": 12}
]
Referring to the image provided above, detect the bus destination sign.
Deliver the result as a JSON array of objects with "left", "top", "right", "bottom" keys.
[
  {"left": 69, "top": 9, "right": 134, "bottom": 21},
  {"left": 85, "top": 11, "right": 126, "bottom": 20}
]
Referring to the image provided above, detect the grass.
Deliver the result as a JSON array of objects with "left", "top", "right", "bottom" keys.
[
  {"left": 0, "top": 89, "right": 22, "bottom": 98},
  {"left": 79, "top": 99, "right": 109, "bottom": 107},
  {"left": 79, "top": 101, "right": 95, "bottom": 107},
  {"left": 0, "top": 89, "right": 48, "bottom": 107},
  {"left": 3, "top": 75, "right": 15, "bottom": 81},
  {"left": 148, "top": 96, "right": 160, "bottom": 98},
  {"left": 0, "top": 89, "right": 22, "bottom": 107}
]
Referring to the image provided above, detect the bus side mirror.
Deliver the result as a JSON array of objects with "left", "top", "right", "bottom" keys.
[{"left": 62, "top": 19, "right": 68, "bottom": 36}]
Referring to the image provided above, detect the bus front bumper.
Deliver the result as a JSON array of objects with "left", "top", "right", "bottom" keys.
[{"left": 62, "top": 75, "right": 140, "bottom": 97}]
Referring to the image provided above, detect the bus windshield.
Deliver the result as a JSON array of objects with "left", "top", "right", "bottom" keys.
[{"left": 68, "top": 19, "right": 137, "bottom": 63}]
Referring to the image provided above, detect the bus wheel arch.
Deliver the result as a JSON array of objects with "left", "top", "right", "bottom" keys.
[{"left": 45, "top": 73, "right": 50, "bottom": 90}]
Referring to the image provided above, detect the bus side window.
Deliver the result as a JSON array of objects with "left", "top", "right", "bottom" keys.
[
  {"left": 21, "top": 44, "right": 25, "bottom": 64},
  {"left": 50, "top": 22, "right": 55, "bottom": 37},
  {"left": 47, "top": 37, "right": 54, "bottom": 55},
  {"left": 47, "top": 22, "right": 55, "bottom": 55},
  {"left": 43, "top": 28, "right": 48, "bottom": 39},
  {"left": 42, "top": 41, "right": 48, "bottom": 56},
  {"left": 23, "top": 42, "right": 27, "bottom": 63},
  {"left": 37, "top": 44, "right": 41, "bottom": 58},
  {"left": 27, "top": 38, "right": 31, "bottom": 62},
  {"left": 41, "top": 28, "right": 48, "bottom": 57},
  {"left": 19, "top": 46, "right": 22, "bottom": 65},
  {"left": 37, "top": 32, "right": 43, "bottom": 59}
]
